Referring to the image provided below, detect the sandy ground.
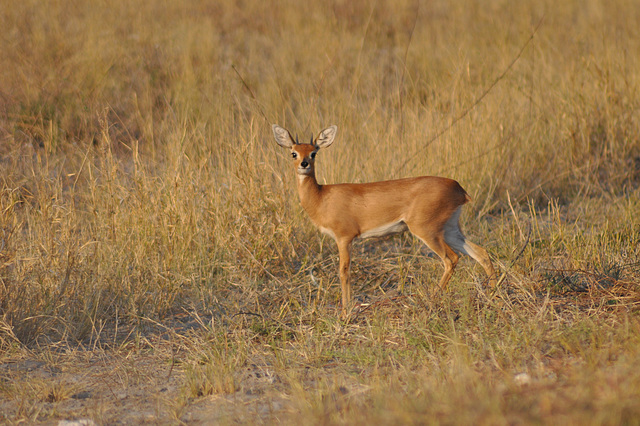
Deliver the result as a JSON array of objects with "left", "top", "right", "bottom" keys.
[
  {"left": 0, "top": 347, "right": 293, "bottom": 424},
  {"left": 0, "top": 313, "right": 295, "bottom": 425}
]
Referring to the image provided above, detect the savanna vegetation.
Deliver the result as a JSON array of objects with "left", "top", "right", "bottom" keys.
[{"left": 1, "top": 0, "right": 639, "bottom": 423}]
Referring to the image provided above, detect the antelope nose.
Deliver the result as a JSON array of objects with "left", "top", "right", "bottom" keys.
[{"left": 301, "top": 161, "right": 309, "bottom": 168}]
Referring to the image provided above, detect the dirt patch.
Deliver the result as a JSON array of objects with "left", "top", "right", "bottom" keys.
[
  {"left": 0, "top": 331, "right": 291, "bottom": 424},
  {"left": 1, "top": 349, "right": 180, "bottom": 424}
]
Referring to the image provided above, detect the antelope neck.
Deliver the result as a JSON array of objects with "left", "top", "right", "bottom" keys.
[{"left": 296, "top": 173, "right": 323, "bottom": 213}]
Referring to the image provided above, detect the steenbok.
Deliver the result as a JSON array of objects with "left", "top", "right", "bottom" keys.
[{"left": 273, "top": 124, "right": 497, "bottom": 314}]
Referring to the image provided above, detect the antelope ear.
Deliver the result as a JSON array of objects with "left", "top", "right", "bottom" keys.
[
  {"left": 272, "top": 124, "right": 296, "bottom": 148},
  {"left": 315, "top": 125, "right": 337, "bottom": 149}
]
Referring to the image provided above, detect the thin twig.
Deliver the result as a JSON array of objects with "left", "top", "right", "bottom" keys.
[
  {"left": 230, "top": 311, "right": 264, "bottom": 319},
  {"left": 398, "top": 0, "right": 420, "bottom": 141},
  {"left": 393, "top": 15, "right": 545, "bottom": 177},
  {"left": 231, "top": 64, "right": 271, "bottom": 125}
]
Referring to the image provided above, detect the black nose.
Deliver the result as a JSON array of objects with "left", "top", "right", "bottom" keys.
[{"left": 301, "top": 161, "right": 309, "bottom": 168}]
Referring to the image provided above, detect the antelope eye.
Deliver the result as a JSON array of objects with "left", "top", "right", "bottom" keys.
[
  {"left": 310, "top": 152, "right": 316, "bottom": 159},
  {"left": 291, "top": 152, "right": 297, "bottom": 159}
]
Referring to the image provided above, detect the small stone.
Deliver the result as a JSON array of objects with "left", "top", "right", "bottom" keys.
[
  {"left": 58, "top": 420, "right": 96, "bottom": 426},
  {"left": 514, "top": 372, "right": 532, "bottom": 386}
]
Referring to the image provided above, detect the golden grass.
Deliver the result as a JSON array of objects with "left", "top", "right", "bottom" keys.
[{"left": 1, "top": 0, "right": 640, "bottom": 423}]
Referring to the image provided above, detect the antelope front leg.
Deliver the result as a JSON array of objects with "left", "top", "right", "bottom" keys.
[{"left": 337, "top": 239, "right": 353, "bottom": 314}]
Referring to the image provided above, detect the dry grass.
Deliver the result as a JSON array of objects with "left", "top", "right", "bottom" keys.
[{"left": 1, "top": 0, "right": 640, "bottom": 423}]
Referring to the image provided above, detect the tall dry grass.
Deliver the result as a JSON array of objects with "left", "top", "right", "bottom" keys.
[{"left": 1, "top": 0, "right": 640, "bottom": 423}]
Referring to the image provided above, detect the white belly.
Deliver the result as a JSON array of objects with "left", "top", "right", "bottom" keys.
[
  {"left": 359, "top": 220, "right": 408, "bottom": 239},
  {"left": 318, "top": 226, "right": 337, "bottom": 240}
]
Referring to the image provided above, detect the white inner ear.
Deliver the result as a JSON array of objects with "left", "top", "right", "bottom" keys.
[
  {"left": 316, "top": 125, "right": 337, "bottom": 148},
  {"left": 273, "top": 124, "right": 294, "bottom": 148}
]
